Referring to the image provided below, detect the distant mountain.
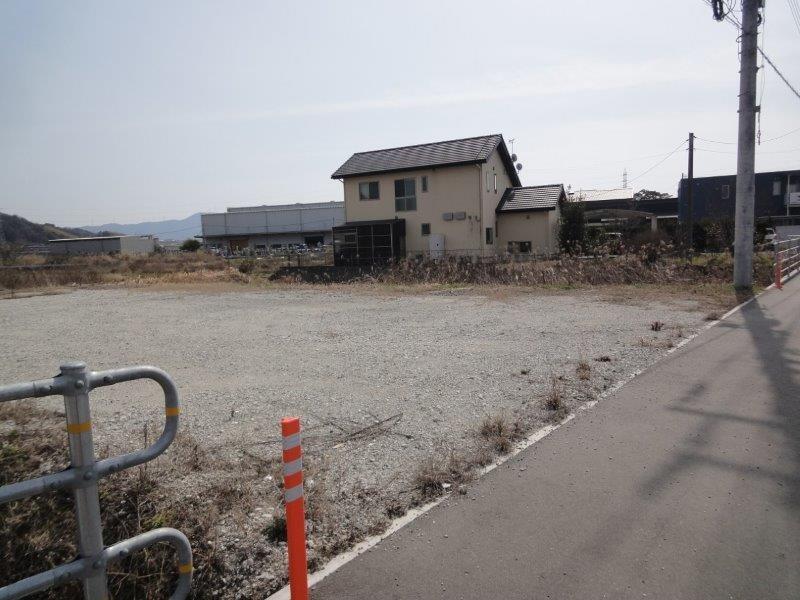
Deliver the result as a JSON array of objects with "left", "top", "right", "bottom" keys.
[
  {"left": 0, "top": 212, "right": 96, "bottom": 245},
  {"left": 81, "top": 213, "right": 201, "bottom": 241}
]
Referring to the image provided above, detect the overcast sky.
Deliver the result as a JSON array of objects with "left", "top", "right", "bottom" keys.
[{"left": 1, "top": 0, "right": 798, "bottom": 227}]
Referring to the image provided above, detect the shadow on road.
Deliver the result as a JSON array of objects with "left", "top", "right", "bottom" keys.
[{"left": 640, "top": 288, "right": 800, "bottom": 506}]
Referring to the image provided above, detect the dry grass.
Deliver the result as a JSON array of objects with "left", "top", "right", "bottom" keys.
[
  {"left": 542, "top": 376, "right": 571, "bottom": 423},
  {"left": 576, "top": 360, "right": 591, "bottom": 381},
  {"left": 479, "top": 414, "right": 521, "bottom": 454},
  {"left": 1, "top": 400, "right": 417, "bottom": 597},
  {"left": 638, "top": 336, "right": 675, "bottom": 350},
  {"left": 375, "top": 252, "right": 774, "bottom": 288},
  {"left": 412, "top": 452, "right": 474, "bottom": 501},
  {"left": 0, "top": 253, "right": 251, "bottom": 294},
  {"left": 0, "top": 403, "right": 250, "bottom": 598}
]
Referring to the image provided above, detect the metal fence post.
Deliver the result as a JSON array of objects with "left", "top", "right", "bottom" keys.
[{"left": 60, "top": 362, "right": 107, "bottom": 600}]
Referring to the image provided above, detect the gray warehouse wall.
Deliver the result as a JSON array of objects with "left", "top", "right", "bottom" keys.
[
  {"left": 119, "top": 236, "right": 156, "bottom": 254},
  {"left": 49, "top": 238, "right": 123, "bottom": 255}
]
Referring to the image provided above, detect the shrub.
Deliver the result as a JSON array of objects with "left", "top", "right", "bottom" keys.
[
  {"left": 559, "top": 200, "right": 586, "bottom": 255},
  {"left": 180, "top": 239, "right": 201, "bottom": 252},
  {"left": 238, "top": 259, "right": 256, "bottom": 274}
]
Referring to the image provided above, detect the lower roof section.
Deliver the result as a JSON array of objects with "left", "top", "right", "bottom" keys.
[{"left": 496, "top": 185, "right": 565, "bottom": 213}]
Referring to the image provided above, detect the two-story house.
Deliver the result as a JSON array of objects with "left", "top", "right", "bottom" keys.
[{"left": 330, "top": 134, "right": 563, "bottom": 265}]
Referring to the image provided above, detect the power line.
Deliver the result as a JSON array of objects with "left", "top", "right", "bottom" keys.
[
  {"left": 787, "top": 0, "right": 800, "bottom": 36},
  {"left": 701, "top": 0, "right": 800, "bottom": 103},
  {"left": 697, "top": 124, "right": 800, "bottom": 145},
  {"left": 696, "top": 145, "right": 800, "bottom": 154},
  {"left": 762, "top": 124, "right": 800, "bottom": 142},
  {"left": 757, "top": 47, "right": 800, "bottom": 102},
  {"left": 695, "top": 135, "right": 737, "bottom": 145},
  {"left": 626, "top": 139, "right": 688, "bottom": 184}
]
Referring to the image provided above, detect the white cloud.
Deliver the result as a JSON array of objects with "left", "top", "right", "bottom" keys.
[{"left": 190, "top": 53, "right": 731, "bottom": 122}]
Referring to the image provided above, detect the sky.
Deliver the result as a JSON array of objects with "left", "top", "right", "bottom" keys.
[{"left": 1, "top": 0, "right": 798, "bottom": 227}]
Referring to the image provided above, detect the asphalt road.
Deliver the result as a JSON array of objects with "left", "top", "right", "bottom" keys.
[{"left": 312, "top": 280, "right": 800, "bottom": 599}]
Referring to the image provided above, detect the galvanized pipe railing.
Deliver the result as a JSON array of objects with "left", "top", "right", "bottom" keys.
[
  {"left": 773, "top": 236, "right": 800, "bottom": 289},
  {"left": 0, "top": 363, "right": 192, "bottom": 600}
]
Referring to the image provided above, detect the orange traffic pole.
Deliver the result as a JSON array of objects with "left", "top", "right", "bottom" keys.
[
  {"left": 281, "top": 417, "right": 308, "bottom": 600},
  {"left": 776, "top": 252, "right": 783, "bottom": 290}
]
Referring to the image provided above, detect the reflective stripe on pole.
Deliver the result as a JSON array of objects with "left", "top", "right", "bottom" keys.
[
  {"left": 61, "top": 362, "right": 108, "bottom": 600},
  {"left": 281, "top": 417, "right": 308, "bottom": 600}
]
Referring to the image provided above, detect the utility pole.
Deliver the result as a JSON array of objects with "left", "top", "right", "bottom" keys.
[
  {"left": 733, "top": 0, "right": 761, "bottom": 289},
  {"left": 687, "top": 132, "right": 694, "bottom": 252}
]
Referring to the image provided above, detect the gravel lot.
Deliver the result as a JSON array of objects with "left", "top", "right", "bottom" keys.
[{"left": 0, "top": 285, "right": 706, "bottom": 592}]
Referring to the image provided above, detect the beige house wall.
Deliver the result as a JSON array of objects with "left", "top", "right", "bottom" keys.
[
  {"left": 342, "top": 164, "right": 485, "bottom": 255},
  {"left": 479, "top": 149, "right": 515, "bottom": 255},
  {"left": 496, "top": 207, "right": 560, "bottom": 255}
]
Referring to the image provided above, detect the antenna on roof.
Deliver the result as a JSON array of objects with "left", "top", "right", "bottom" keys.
[
  {"left": 622, "top": 169, "right": 628, "bottom": 189},
  {"left": 509, "top": 138, "right": 516, "bottom": 155}
]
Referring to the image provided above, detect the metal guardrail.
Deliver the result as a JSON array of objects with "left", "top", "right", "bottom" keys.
[
  {"left": 773, "top": 236, "right": 800, "bottom": 289},
  {"left": 0, "top": 363, "right": 192, "bottom": 600}
]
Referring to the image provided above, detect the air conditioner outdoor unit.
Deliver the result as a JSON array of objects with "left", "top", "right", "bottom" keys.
[{"left": 787, "top": 192, "right": 800, "bottom": 206}]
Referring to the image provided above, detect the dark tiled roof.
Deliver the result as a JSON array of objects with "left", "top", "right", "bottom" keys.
[
  {"left": 332, "top": 134, "right": 518, "bottom": 183},
  {"left": 496, "top": 185, "right": 564, "bottom": 213}
]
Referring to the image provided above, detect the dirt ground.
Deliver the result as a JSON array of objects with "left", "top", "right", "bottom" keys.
[{"left": 0, "top": 285, "right": 711, "bottom": 596}]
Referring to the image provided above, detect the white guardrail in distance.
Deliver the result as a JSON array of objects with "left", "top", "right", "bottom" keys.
[{"left": 0, "top": 363, "right": 192, "bottom": 600}]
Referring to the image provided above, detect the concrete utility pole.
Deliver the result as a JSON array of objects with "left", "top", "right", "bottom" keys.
[
  {"left": 733, "top": 0, "right": 761, "bottom": 289},
  {"left": 687, "top": 132, "right": 694, "bottom": 252}
]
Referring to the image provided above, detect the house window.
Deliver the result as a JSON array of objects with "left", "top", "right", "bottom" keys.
[
  {"left": 421, "top": 223, "right": 431, "bottom": 236},
  {"left": 494, "top": 173, "right": 497, "bottom": 194},
  {"left": 721, "top": 184, "right": 730, "bottom": 199},
  {"left": 485, "top": 227, "right": 494, "bottom": 245},
  {"left": 421, "top": 176, "right": 428, "bottom": 193},
  {"left": 359, "top": 181, "right": 379, "bottom": 200},
  {"left": 774, "top": 180, "right": 782, "bottom": 196},
  {"left": 394, "top": 178, "right": 417, "bottom": 211}
]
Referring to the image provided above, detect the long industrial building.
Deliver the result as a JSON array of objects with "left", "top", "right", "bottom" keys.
[
  {"left": 48, "top": 235, "right": 155, "bottom": 255},
  {"left": 200, "top": 202, "right": 345, "bottom": 252}
]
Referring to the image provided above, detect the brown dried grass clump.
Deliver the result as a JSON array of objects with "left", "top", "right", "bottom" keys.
[
  {"left": 576, "top": 360, "right": 591, "bottom": 381},
  {"left": 479, "top": 414, "right": 521, "bottom": 454}
]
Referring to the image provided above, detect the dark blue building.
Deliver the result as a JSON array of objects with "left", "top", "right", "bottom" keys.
[{"left": 678, "top": 169, "right": 800, "bottom": 222}]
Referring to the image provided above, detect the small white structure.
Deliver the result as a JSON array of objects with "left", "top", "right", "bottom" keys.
[
  {"left": 429, "top": 233, "right": 445, "bottom": 258},
  {"left": 48, "top": 235, "right": 156, "bottom": 255},
  {"left": 200, "top": 201, "right": 345, "bottom": 253}
]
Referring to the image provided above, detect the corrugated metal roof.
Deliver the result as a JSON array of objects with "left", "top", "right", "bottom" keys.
[
  {"left": 332, "top": 134, "right": 508, "bottom": 179},
  {"left": 496, "top": 185, "right": 564, "bottom": 213},
  {"left": 570, "top": 188, "right": 635, "bottom": 202}
]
